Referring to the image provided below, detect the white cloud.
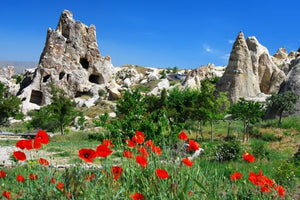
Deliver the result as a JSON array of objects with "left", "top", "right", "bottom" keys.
[
  {"left": 228, "top": 39, "right": 234, "bottom": 44},
  {"left": 203, "top": 44, "right": 213, "bottom": 53}
]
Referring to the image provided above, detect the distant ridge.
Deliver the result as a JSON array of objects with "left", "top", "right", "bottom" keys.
[{"left": 0, "top": 61, "right": 38, "bottom": 74}]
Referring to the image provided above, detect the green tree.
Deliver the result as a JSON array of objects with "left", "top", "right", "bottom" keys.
[
  {"left": 266, "top": 91, "right": 299, "bottom": 126},
  {"left": 229, "top": 98, "right": 265, "bottom": 142},
  {"left": 0, "top": 82, "right": 23, "bottom": 126},
  {"left": 172, "top": 66, "right": 178, "bottom": 74},
  {"left": 29, "top": 85, "right": 78, "bottom": 135}
]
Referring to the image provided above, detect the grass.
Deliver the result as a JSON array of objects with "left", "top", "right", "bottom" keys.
[{"left": 0, "top": 116, "right": 299, "bottom": 199}]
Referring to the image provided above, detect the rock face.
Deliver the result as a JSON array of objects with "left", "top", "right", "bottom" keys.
[
  {"left": 18, "top": 10, "right": 115, "bottom": 113},
  {"left": 279, "top": 57, "right": 300, "bottom": 115},
  {"left": 0, "top": 66, "right": 20, "bottom": 95},
  {"left": 0, "top": 66, "right": 15, "bottom": 78},
  {"left": 217, "top": 32, "right": 260, "bottom": 102},
  {"left": 183, "top": 63, "right": 216, "bottom": 88},
  {"left": 217, "top": 32, "right": 285, "bottom": 102}
]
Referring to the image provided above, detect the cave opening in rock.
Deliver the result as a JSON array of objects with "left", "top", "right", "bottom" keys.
[
  {"left": 29, "top": 90, "right": 43, "bottom": 105},
  {"left": 80, "top": 58, "right": 89, "bottom": 69},
  {"left": 59, "top": 72, "right": 65, "bottom": 80},
  {"left": 43, "top": 75, "right": 51, "bottom": 83},
  {"left": 67, "top": 74, "right": 70, "bottom": 81},
  {"left": 75, "top": 91, "right": 92, "bottom": 98},
  {"left": 89, "top": 74, "right": 104, "bottom": 84}
]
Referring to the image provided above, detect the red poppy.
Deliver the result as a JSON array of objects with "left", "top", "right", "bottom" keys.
[
  {"left": 125, "top": 139, "right": 136, "bottom": 147},
  {"left": 39, "top": 158, "right": 50, "bottom": 166},
  {"left": 35, "top": 130, "right": 49, "bottom": 145},
  {"left": 13, "top": 151, "right": 26, "bottom": 161},
  {"left": 274, "top": 185, "right": 285, "bottom": 197},
  {"left": 260, "top": 186, "right": 271, "bottom": 193},
  {"left": 179, "top": 131, "right": 188, "bottom": 141},
  {"left": 182, "top": 158, "right": 193, "bottom": 168},
  {"left": 138, "top": 146, "right": 149, "bottom": 157},
  {"left": 130, "top": 192, "right": 145, "bottom": 200},
  {"left": 243, "top": 152, "right": 255, "bottom": 163},
  {"left": 0, "top": 170, "right": 6, "bottom": 178},
  {"left": 151, "top": 145, "right": 162, "bottom": 155},
  {"left": 29, "top": 173, "right": 38, "bottom": 180},
  {"left": 135, "top": 155, "right": 147, "bottom": 169},
  {"left": 145, "top": 140, "right": 154, "bottom": 147},
  {"left": 230, "top": 172, "right": 242, "bottom": 181},
  {"left": 103, "top": 139, "right": 114, "bottom": 147},
  {"left": 33, "top": 140, "right": 42, "bottom": 149},
  {"left": 123, "top": 150, "right": 134, "bottom": 158},
  {"left": 57, "top": 182, "right": 64, "bottom": 191},
  {"left": 248, "top": 170, "right": 274, "bottom": 188},
  {"left": 132, "top": 130, "right": 145, "bottom": 144},
  {"left": 24, "top": 139, "right": 33, "bottom": 150},
  {"left": 85, "top": 173, "right": 95, "bottom": 181},
  {"left": 112, "top": 166, "right": 123, "bottom": 180},
  {"left": 78, "top": 148, "right": 97, "bottom": 163},
  {"left": 16, "top": 175, "right": 25, "bottom": 182},
  {"left": 96, "top": 144, "right": 113, "bottom": 158},
  {"left": 188, "top": 140, "right": 200, "bottom": 151},
  {"left": 15, "top": 140, "right": 26, "bottom": 149},
  {"left": 2, "top": 191, "right": 11, "bottom": 200},
  {"left": 156, "top": 169, "right": 170, "bottom": 179},
  {"left": 51, "top": 177, "right": 56, "bottom": 184}
]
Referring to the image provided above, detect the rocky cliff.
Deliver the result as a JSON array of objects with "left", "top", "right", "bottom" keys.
[{"left": 18, "top": 10, "right": 115, "bottom": 113}]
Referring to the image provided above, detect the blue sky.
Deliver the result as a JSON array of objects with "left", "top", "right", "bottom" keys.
[{"left": 0, "top": 0, "right": 299, "bottom": 69}]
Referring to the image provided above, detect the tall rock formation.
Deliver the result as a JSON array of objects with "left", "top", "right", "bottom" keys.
[
  {"left": 217, "top": 32, "right": 260, "bottom": 103},
  {"left": 278, "top": 57, "right": 300, "bottom": 115},
  {"left": 217, "top": 32, "right": 285, "bottom": 102},
  {"left": 18, "top": 10, "right": 115, "bottom": 113}
]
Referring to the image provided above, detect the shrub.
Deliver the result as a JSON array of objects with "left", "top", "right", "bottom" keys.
[
  {"left": 250, "top": 139, "right": 270, "bottom": 159},
  {"left": 274, "top": 161, "right": 298, "bottom": 187},
  {"left": 293, "top": 147, "right": 300, "bottom": 166},
  {"left": 214, "top": 140, "right": 241, "bottom": 162}
]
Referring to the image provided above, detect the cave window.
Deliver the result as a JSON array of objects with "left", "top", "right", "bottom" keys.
[
  {"left": 80, "top": 58, "right": 89, "bottom": 69},
  {"left": 43, "top": 75, "right": 51, "bottom": 83},
  {"left": 89, "top": 74, "right": 104, "bottom": 84},
  {"left": 29, "top": 90, "right": 43, "bottom": 105},
  {"left": 67, "top": 74, "right": 70, "bottom": 81},
  {"left": 59, "top": 72, "right": 65, "bottom": 80},
  {"left": 75, "top": 91, "right": 92, "bottom": 98}
]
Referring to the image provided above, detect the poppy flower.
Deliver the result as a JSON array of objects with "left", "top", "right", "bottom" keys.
[
  {"left": 125, "top": 139, "right": 136, "bottom": 147},
  {"left": 151, "top": 145, "right": 162, "bottom": 155},
  {"left": 243, "top": 152, "right": 255, "bottom": 163},
  {"left": 182, "top": 158, "right": 193, "bottom": 168},
  {"left": 35, "top": 130, "right": 49, "bottom": 145},
  {"left": 85, "top": 173, "right": 95, "bottom": 181},
  {"left": 103, "top": 139, "right": 114, "bottom": 147},
  {"left": 16, "top": 175, "right": 25, "bottom": 182},
  {"left": 138, "top": 146, "right": 149, "bottom": 157},
  {"left": 123, "top": 150, "right": 133, "bottom": 158},
  {"left": 29, "top": 173, "right": 38, "bottom": 180},
  {"left": 57, "top": 182, "right": 64, "bottom": 191},
  {"left": 15, "top": 140, "right": 26, "bottom": 149},
  {"left": 78, "top": 148, "right": 97, "bottom": 163},
  {"left": 39, "top": 158, "right": 50, "bottom": 166},
  {"left": 13, "top": 151, "right": 26, "bottom": 161},
  {"left": 260, "top": 186, "right": 271, "bottom": 193},
  {"left": 135, "top": 155, "right": 147, "bottom": 169},
  {"left": 179, "top": 131, "right": 188, "bottom": 141},
  {"left": 33, "top": 140, "right": 42, "bottom": 149},
  {"left": 188, "top": 140, "right": 200, "bottom": 151},
  {"left": 156, "top": 169, "right": 170, "bottom": 179},
  {"left": 0, "top": 170, "right": 6, "bottom": 178},
  {"left": 2, "top": 191, "right": 11, "bottom": 200},
  {"left": 130, "top": 192, "right": 145, "bottom": 200},
  {"left": 51, "top": 177, "right": 56, "bottom": 184},
  {"left": 112, "top": 166, "right": 123, "bottom": 180},
  {"left": 145, "top": 140, "right": 154, "bottom": 147},
  {"left": 132, "top": 130, "right": 145, "bottom": 144},
  {"left": 24, "top": 140, "right": 33, "bottom": 150},
  {"left": 96, "top": 144, "right": 113, "bottom": 158},
  {"left": 274, "top": 185, "right": 285, "bottom": 197},
  {"left": 230, "top": 172, "right": 242, "bottom": 180}
]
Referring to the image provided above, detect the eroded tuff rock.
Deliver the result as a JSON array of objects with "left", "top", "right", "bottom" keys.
[
  {"left": 217, "top": 32, "right": 260, "bottom": 103},
  {"left": 18, "top": 10, "right": 115, "bottom": 113},
  {"left": 0, "top": 66, "right": 20, "bottom": 95},
  {"left": 279, "top": 57, "right": 300, "bottom": 115},
  {"left": 217, "top": 32, "right": 285, "bottom": 102}
]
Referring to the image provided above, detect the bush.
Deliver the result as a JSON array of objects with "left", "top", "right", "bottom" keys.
[
  {"left": 293, "top": 147, "right": 300, "bottom": 166},
  {"left": 250, "top": 139, "right": 270, "bottom": 159},
  {"left": 214, "top": 140, "right": 241, "bottom": 162},
  {"left": 274, "top": 161, "right": 298, "bottom": 187}
]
